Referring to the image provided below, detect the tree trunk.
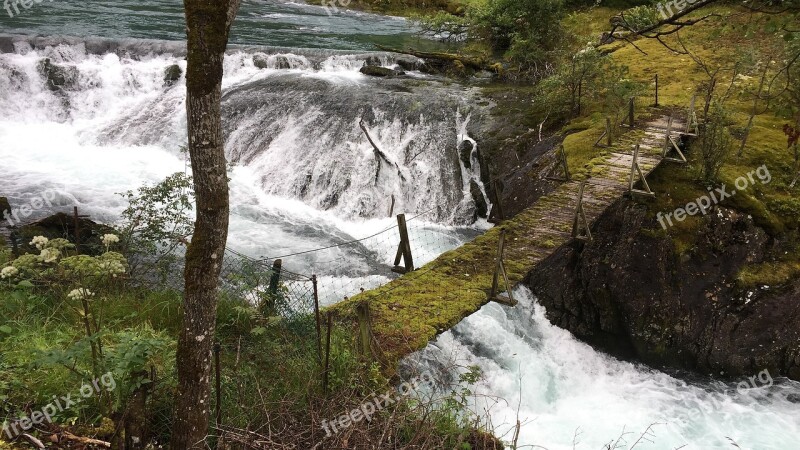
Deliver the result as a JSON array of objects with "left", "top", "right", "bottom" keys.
[{"left": 171, "top": 1, "right": 240, "bottom": 449}]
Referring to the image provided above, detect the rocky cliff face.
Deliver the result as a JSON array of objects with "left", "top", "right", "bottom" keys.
[{"left": 524, "top": 198, "right": 800, "bottom": 380}]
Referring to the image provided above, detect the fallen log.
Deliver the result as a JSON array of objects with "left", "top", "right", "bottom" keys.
[{"left": 374, "top": 44, "right": 499, "bottom": 73}]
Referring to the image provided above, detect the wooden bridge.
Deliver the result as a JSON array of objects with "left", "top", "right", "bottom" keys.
[{"left": 332, "top": 104, "right": 698, "bottom": 374}]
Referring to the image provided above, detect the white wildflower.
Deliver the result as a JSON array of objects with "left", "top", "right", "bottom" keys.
[
  {"left": 1, "top": 266, "right": 19, "bottom": 279},
  {"left": 99, "top": 260, "right": 126, "bottom": 277},
  {"left": 67, "top": 288, "right": 94, "bottom": 301},
  {"left": 39, "top": 248, "right": 60, "bottom": 263},
  {"left": 30, "top": 236, "right": 49, "bottom": 250},
  {"left": 102, "top": 234, "right": 120, "bottom": 248}
]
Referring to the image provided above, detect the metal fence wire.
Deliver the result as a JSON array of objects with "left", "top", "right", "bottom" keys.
[{"left": 133, "top": 208, "right": 476, "bottom": 317}]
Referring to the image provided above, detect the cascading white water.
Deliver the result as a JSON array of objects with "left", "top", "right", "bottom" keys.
[
  {"left": 0, "top": 40, "right": 487, "bottom": 298},
  {"left": 402, "top": 287, "right": 800, "bottom": 449}
]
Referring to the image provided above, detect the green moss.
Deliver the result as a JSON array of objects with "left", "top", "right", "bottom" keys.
[{"left": 737, "top": 261, "right": 800, "bottom": 288}]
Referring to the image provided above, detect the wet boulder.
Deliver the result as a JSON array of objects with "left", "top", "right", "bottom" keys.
[
  {"left": 360, "top": 66, "right": 404, "bottom": 78},
  {"left": 253, "top": 54, "right": 269, "bottom": 69},
  {"left": 0, "top": 197, "right": 10, "bottom": 219},
  {"left": 458, "top": 140, "right": 474, "bottom": 168},
  {"left": 364, "top": 55, "right": 383, "bottom": 67},
  {"left": 274, "top": 56, "right": 292, "bottom": 69},
  {"left": 37, "top": 58, "right": 78, "bottom": 91},
  {"left": 163, "top": 64, "right": 183, "bottom": 86},
  {"left": 396, "top": 58, "right": 422, "bottom": 71},
  {"left": 470, "top": 180, "right": 488, "bottom": 219}
]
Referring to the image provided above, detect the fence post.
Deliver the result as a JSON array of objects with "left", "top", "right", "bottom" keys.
[
  {"left": 312, "top": 275, "right": 322, "bottom": 364},
  {"left": 213, "top": 342, "right": 222, "bottom": 432},
  {"left": 606, "top": 117, "right": 612, "bottom": 147},
  {"left": 571, "top": 181, "right": 592, "bottom": 241},
  {"left": 492, "top": 179, "right": 505, "bottom": 223},
  {"left": 654, "top": 74, "right": 659, "bottom": 107},
  {"left": 355, "top": 302, "right": 373, "bottom": 362},
  {"left": 489, "top": 229, "right": 505, "bottom": 301},
  {"left": 266, "top": 259, "right": 282, "bottom": 313},
  {"left": 9, "top": 229, "right": 19, "bottom": 257},
  {"left": 73, "top": 206, "right": 80, "bottom": 250},
  {"left": 323, "top": 313, "right": 332, "bottom": 395},
  {"left": 489, "top": 228, "right": 517, "bottom": 307},
  {"left": 628, "top": 97, "right": 635, "bottom": 128},
  {"left": 392, "top": 214, "right": 414, "bottom": 274},
  {"left": 388, "top": 194, "right": 395, "bottom": 217},
  {"left": 662, "top": 116, "right": 674, "bottom": 157}
]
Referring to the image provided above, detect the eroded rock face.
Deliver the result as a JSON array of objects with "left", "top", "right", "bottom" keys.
[{"left": 525, "top": 199, "right": 800, "bottom": 380}]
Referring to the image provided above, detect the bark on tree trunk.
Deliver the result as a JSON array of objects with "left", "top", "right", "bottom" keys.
[{"left": 171, "top": 1, "right": 240, "bottom": 449}]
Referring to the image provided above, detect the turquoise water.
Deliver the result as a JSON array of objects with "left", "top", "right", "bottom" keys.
[{"left": 0, "top": 0, "right": 427, "bottom": 50}]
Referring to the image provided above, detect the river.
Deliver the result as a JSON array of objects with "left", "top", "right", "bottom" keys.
[{"left": 0, "top": 1, "right": 798, "bottom": 448}]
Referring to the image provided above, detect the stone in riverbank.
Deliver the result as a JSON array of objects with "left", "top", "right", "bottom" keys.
[
  {"left": 525, "top": 199, "right": 800, "bottom": 380},
  {"left": 16, "top": 212, "right": 116, "bottom": 256}
]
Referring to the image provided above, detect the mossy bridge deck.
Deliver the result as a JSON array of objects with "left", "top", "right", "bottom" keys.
[{"left": 331, "top": 108, "right": 694, "bottom": 373}]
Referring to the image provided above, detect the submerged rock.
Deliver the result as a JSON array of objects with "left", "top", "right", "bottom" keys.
[{"left": 525, "top": 199, "right": 800, "bottom": 381}]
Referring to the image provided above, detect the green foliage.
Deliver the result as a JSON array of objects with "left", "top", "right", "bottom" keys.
[
  {"left": 696, "top": 103, "right": 734, "bottom": 182},
  {"left": 470, "top": 0, "right": 566, "bottom": 67},
  {"left": 118, "top": 172, "right": 194, "bottom": 282},
  {"left": 619, "top": 4, "right": 660, "bottom": 31}
]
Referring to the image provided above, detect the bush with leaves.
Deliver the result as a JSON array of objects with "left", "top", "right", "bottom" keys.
[
  {"left": 697, "top": 103, "right": 734, "bottom": 181},
  {"left": 118, "top": 172, "right": 194, "bottom": 285},
  {"left": 470, "top": 0, "right": 566, "bottom": 69}
]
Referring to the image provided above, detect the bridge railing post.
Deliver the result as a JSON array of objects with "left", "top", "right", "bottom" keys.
[
  {"left": 391, "top": 214, "right": 414, "bottom": 274},
  {"left": 571, "top": 181, "right": 592, "bottom": 241},
  {"left": 489, "top": 228, "right": 517, "bottom": 307}
]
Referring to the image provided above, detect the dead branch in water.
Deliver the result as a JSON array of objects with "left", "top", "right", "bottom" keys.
[{"left": 360, "top": 118, "right": 406, "bottom": 184}]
